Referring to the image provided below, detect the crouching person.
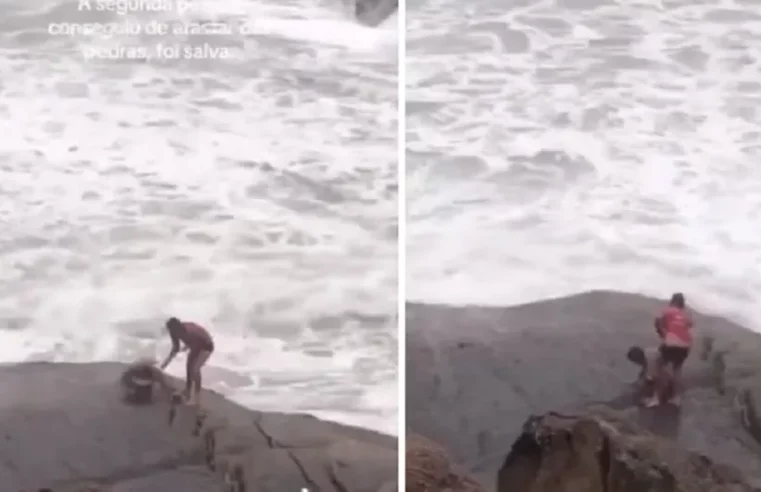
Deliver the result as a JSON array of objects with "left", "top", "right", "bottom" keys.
[
  {"left": 626, "top": 345, "right": 662, "bottom": 404},
  {"left": 120, "top": 358, "right": 174, "bottom": 404}
]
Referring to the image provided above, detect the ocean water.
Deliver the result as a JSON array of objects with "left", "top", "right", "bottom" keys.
[
  {"left": 407, "top": 0, "right": 761, "bottom": 331},
  {"left": 0, "top": 0, "right": 398, "bottom": 434}
]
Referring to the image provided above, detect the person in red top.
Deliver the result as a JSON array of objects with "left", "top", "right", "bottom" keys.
[
  {"left": 159, "top": 317, "right": 214, "bottom": 406},
  {"left": 644, "top": 292, "right": 692, "bottom": 408}
]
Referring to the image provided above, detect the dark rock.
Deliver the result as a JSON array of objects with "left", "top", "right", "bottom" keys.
[
  {"left": 354, "top": 0, "right": 398, "bottom": 27},
  {"left": 498, "top": 409, "right": 758, "bottom": 492},
  {"left": 2, "top": 361, "right": 397, "bottom": 491},
  {"left": 406, "top": 291, "right": 761, "bottom": 489},
  {"left": 406, "top": 433, "right": 485, "bottom": 492}
]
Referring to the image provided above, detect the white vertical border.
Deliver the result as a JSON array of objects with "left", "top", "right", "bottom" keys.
[{"left": 396, "top": 0, "right": 406, "bottom": 489}]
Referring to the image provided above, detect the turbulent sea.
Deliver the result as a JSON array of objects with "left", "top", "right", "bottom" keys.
[
  {"left": 0, "top": 0, "right": 398, "bottom": 434},
  {"left": 407, "top": 0, "right": 761, "bottom": 331}
]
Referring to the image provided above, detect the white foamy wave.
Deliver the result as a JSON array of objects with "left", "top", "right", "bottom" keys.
[
  {"left": 408, "top": 0, "right": 761, "bottom": 332},
  {"left": 0, "top": 0, "right": 397, "bottom": 434}
]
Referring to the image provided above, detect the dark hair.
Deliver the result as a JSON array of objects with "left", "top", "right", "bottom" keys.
[
  {"left": 669, "top": 292, "right": 685, "bottom": 309},
  {"left": 165, "top": 317, "right": 183, "bottom": 334},
  {"left": 626, "top": 346, "right": 645, "bottom": 366}
]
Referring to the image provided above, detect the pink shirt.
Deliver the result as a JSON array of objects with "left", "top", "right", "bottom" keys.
[
  {"left": 178, "top": 322, "right": 214, "bottom": 352},
  {"left": 659, "top": 306, "right": 692, "bottom": 346}
]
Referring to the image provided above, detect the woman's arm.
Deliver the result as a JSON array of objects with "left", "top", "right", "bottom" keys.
[{"left": 159, "top": 338, "right": 180, "bottom": 370}]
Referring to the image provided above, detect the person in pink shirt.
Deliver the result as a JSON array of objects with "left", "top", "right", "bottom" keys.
[
  {"left": 159, "top": 317, "right": 214, "bottom": 406},
  {"left": 644, "top": 292, "right": 692, "bottom": 408}
]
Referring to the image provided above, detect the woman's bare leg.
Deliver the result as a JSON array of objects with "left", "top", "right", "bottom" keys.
[
  {"left": 662, "top": 363, "right": 676, "bottom": 401},
  {"left": 669, "top": 367, "right": 683, "bottom": 405},
  {"left": 188, "top": 349, "right": 211, "bottom": 405},
  {"left": 644, "top": 356, "right": 666, "bottom": 406}
]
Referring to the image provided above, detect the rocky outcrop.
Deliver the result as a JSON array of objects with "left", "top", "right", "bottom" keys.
[
  {"left": 406, "top": 433, "right": 485, "bottom": 492},
  {"left": 498, "top": 410, "right": 758, "bottom": 492},
  {"left": 354, "top": 0, "right": 398, "bottom": 27},
  {"left": 2, "top": 361, "right": 397, "bottom": 491},
  {"left": 406, "top": 291, "right": 761, "bottom": 489}
]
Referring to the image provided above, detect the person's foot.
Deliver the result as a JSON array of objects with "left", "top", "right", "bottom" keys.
[
  {"left": 183, "top": 393, "right": 198, "bottom": 406},
  {"left": 643, "top": 396, "right": 660, "bottom": 408}
]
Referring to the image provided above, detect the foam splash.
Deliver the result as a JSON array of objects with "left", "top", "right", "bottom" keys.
[
  {"left": 0, "top": 0, "right": 397, "bottom": 433},
  {"left": 408, "top": 0, "right": 761, "bottom": 331}
]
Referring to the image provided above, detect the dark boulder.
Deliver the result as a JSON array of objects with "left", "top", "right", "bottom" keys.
[
  {"left": 2, "top": 361, "right": 396, "bottom": 491},
  {"left": 406, "top": 433, "right": 485, "bottom": 492},
  {"left": 406, "top": 291, "right": 761, "bottom": 489},
  {"left": 498, "top": 409, "right": 758, "bottom": 492},
  {"left": 354, "top": 0, "right": 398, "bottom": 27}
]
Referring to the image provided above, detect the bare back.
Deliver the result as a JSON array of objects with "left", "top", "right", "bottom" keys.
[{"left": 181, "top": 322, "right": 214, "bottom": 352}]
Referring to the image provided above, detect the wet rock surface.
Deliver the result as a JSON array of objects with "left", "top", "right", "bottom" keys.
[
  {"left": 3, "top": 361, "right": 397, "bottom": 491},
  {"left": 498, "top": 409, "right": 759, "bottom": 492},
  {"left": 406, "top": 291, "right": 761, "bottom": 489}
]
